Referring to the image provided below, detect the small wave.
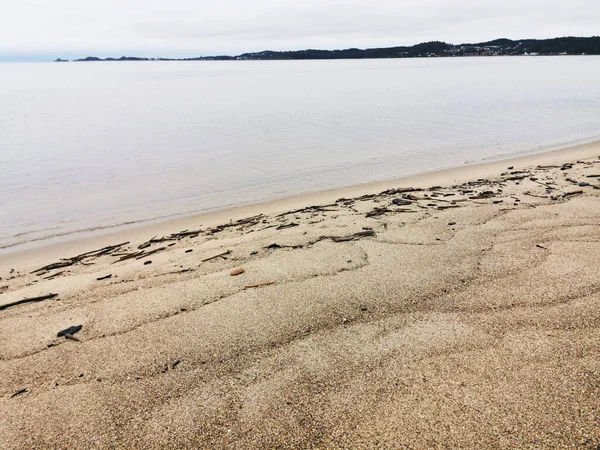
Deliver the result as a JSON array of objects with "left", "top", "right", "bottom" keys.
[
  {"left": 12, "top": 226, "right": 62, "bottom": 238},
  {"left": 0, "top": 199, "right": 258, "bottom": 252},
  {"left": 0, "top": 215, "right": 179, "bottom": 251}
]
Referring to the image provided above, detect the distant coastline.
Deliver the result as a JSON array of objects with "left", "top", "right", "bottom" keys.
[{"left": 56, "top": 36, "right": 600, "bottom": 62}]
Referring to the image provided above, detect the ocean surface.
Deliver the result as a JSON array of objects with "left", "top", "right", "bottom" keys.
[{"left": 1, "top": 56, "right": 600, "bottom": 252}]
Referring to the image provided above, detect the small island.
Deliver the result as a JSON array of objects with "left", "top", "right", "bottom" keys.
[{"left": 54, "top": 58, "right": 69, "bottom": 62}]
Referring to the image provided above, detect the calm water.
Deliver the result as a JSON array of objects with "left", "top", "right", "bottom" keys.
[{"left": 1, "top": 56, "right": 600, "bottom": 251}]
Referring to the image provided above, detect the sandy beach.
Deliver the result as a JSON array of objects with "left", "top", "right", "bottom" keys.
[{"left": 1, "top": 142, "right": 600, "bottom": 449}]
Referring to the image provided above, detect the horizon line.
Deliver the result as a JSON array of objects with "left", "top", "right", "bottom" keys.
[{"left": 2, "top": 34, "right": 599, "bottom": 62}]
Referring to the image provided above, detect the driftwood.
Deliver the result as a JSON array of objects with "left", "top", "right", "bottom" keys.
[
  {"left": 43, "top": 271, "right": 66, "bottom": 280},
  {"left": 277, "top": 223, "right": 299, "bottom": 230},
  {"left": 112, "top": 246, "right": 167, "bottom": 263},
  {"left": 136, "top": 247, "right": 166, "bottom": 260},
  {"left": 32, "top": 261, "right": 74, "bottom": 274},
  {"left": 114, "top": 251, "right": 145, "bottom": 263},
  {"left": 96, "top": 274, "right": 113, "bottom": 281},
  {"left": 355, "top": 194, "right": 376, "bottom": 201},
  {"left": 57, "top": 325, "right": 82, "bottom": 337},
  {"left": 154, "top": 268, "right": 193, "bottom": 277},
  {"left": 469, "top": 192, "right": 497, "bottom": 200},
  {"left": 380, "top": 187, "right": 422, "bottom": 196},
  {"left": 263, "top": 243, "right": 304, "bottom": 250},
  {"left": 201, "top": 250, "right": 232, "bottom": 262},
  {"left": 139, "top": 230, "right": 203, "bottom": 250},
  {"left": 172, "top": 230, "right": 202, "bottom": 238},
  {"left": 0, "top": 293, "right": 58, "bottom": 311},
  {"left": 11, "top": 388, "right": 28, "bottom": 398},
  {"left": 244, "top": 281, "right": 276, "bottom": 289},
  {"left": 72, "top": 242, "right": 130, "bottom": 260},
  {"left": 524, "top": 192, "right": 548, "bottom": 199},
  {"left": 462, "top": 180, "right": 493, "bottom": 188},
  {"left": 366, "top": 207, "right": 391, "bottom": 218},
  {"left": 138, "top": 237, "right": 158, "bottom": 249},
  {"left": 209, "top": 214, "right": 264, "bottom": 234},
  {"left": 277, "top": 205, "right": 337, "bottom": 218},
  {"left": 319, "top": 230, "right": 376, "bottom": 243},
  {"left": 393, "top": 208, "right": 418, "bottom": 213},
  {"left": 32, "top": 242, "right": 129, "bottom": 274},
  {"left": 348, "top": 187, "right": 421, "bottom": 203},
  {"left": 336, "top": 198, "right": 355, "bottom": 206},
  {"left": 530, "top": 179, "right": 556, "bottom": 190},
  {"left": 564, "top": 190, "right": 584, "bottom": 196}
]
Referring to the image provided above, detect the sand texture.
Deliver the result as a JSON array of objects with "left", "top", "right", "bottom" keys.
[{"left": 1, "top": 152, "right": 600, "bottom": 448}]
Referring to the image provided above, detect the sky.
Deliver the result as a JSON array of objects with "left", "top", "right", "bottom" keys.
[{"left": 0, "top": 0, "right": 598, "bottom": 61}]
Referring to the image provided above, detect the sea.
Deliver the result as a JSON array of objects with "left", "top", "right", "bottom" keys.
[{"left": 1, "top": 56, "right": 600, "bottom": 252}]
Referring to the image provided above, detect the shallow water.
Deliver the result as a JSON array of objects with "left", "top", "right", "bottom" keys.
[{"left": 1, "top": 56, "right": 600, "bottom": 251}]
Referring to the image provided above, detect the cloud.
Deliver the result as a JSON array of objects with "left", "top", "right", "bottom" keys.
[{"left": 1, "top": 0, "right": 598, "bottom": 59}]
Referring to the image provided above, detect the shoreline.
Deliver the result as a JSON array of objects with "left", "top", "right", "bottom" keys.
[
  {"left": 1, "top": 144, "right": 600, "bottom": 447},
  {"left": 2, "top": 139, "right": 599, "bottom": 271}
]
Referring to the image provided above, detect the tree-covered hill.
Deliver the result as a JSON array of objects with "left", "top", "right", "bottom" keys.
[{"left": 69, "top": 36, "right": 600, "bottom": 62}]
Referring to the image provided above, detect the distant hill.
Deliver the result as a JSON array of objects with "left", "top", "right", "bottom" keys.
[{"left": 70, "top": 36, "right": 600, "bottom": 62}]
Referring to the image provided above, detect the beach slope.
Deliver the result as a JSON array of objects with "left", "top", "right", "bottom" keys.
[{"left": 1, "top": 149, "right": 600, "bottom": 448}]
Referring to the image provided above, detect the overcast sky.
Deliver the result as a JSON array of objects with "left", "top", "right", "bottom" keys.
[{"left": 1, "top": 0, "right": 598, "bottom": 60}]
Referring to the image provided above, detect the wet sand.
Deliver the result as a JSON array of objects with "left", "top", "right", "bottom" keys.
[{"left": 1, "top": 143, "right": 600, "bottom": 448}]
